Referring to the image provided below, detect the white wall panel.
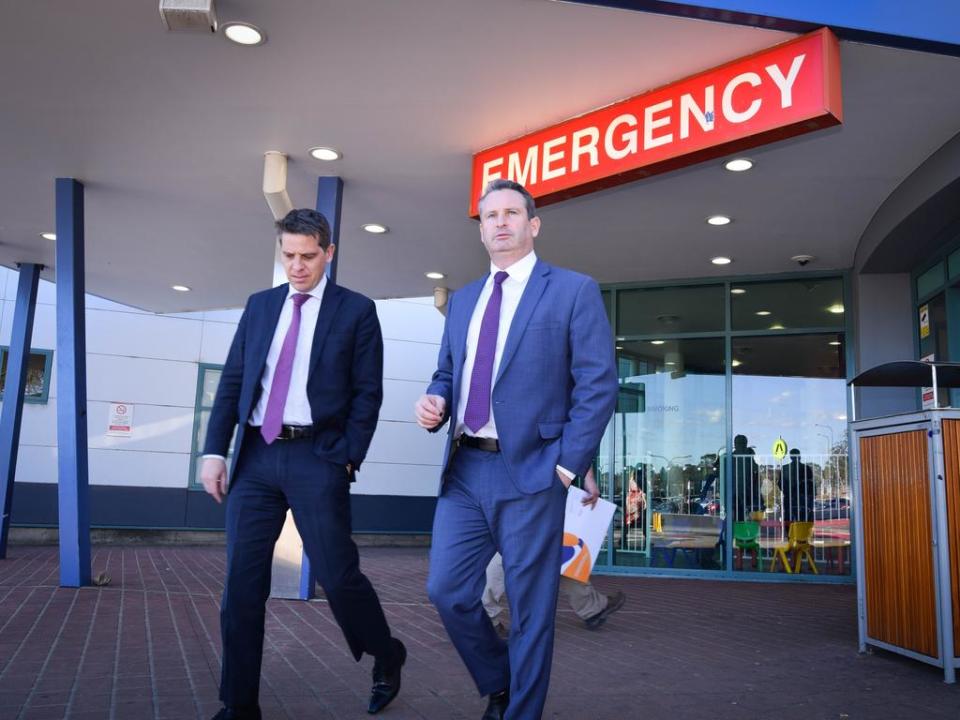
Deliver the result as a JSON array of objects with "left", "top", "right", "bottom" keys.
[
  {"left": 203, "top": 308, "right": 244, "bottom": 323},
  {"left": 0, "top": 301, "right": 56, "bottom": 347},
  {"left": 352, "top": 461, "right": 440, "bottom": 497},
  {"left": 18, "top": 402, "right": 57, "bottom": 446},
  {"left": 86, "top": 309, "right": 203, "bottom": 362},
  {"left": 88, "top": 448, "right": 191, "bottom": 489},
  {"left": 364, "top": 419, "right": 447, "bottom": 465},
  {"left": 15, "top": 445, "right": 57, "bottom": 484},
  {"left": 376, "top": 298, "right": 444, "bottom": 344},
  {"left": 87, "top": 401, "right": 195, "bottom": 454},
  {"left": 384, "top": 339, "right": 442, "bottom": 383},
  {"left": 381, "top": 379, "right": 429, "bottom": 423},
  {"left": 85, "top": 355, "right": 198, "bottom": 407},
  {"left": 200, "top": 320, "right": 238, "bottom": 364}
]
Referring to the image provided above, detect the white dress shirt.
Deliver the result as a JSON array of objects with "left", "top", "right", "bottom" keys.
[
  {"left": 455, "top": 252, "right": 574, "bottom": 480},
  {"left": 203, "top": 277, "right": 325, "bottom": 462},
  {"left": 250, "top": 276, "right": 327, "bottom": 426},
  {"left": 455, "top": 251, "right": 537, "bottom": 439}
]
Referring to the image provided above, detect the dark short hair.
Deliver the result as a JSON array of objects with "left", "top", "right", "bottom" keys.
[
  {"left": 478, "top": 179, "right": 537, "bottom": 219},
  {"left": 276, "top": 208, "right": 332, "bottom": 249}
]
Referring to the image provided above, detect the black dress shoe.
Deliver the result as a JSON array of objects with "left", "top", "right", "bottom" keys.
[
  {"left": 368, "top": 638, "right": 407, "bottom": 714},
  {"left": 210, "top": 706, "right": 261, "bottom": 720},
  {"left": 481, "top": 689, "right": 509, "bottom": 720}
]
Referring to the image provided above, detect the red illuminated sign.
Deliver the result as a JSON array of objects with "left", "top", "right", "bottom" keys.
[{"left": 469, "top": 28, "right": 842, "bottom": 216}]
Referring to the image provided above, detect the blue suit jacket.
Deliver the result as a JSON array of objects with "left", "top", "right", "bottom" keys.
[
  {"left": 426, "top": 259, "right": 618, "bottom": 494},
  {"left": 203, "top": 281, "right": 383, "bottom": 480}
]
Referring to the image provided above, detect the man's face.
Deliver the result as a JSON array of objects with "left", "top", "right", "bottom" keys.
[
  {"left": 478, "top": 189, "right": 540, "bottom": 264},
  {"left": 280, "top": 232, "right": 334, "bottom": 292}
]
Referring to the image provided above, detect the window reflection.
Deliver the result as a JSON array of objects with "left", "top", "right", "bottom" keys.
[
  {"left": 732, "top": 334, "right": 850, "bottom": 575},
  {"left": 604, "top": 338, "right": 726, "bottom": 570}
]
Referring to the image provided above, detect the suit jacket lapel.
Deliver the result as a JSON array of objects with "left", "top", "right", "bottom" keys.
[
  {"left": 251, "top": 284, "right": 288, "bottom": 381},
  {"left": 309, "top": 279, "right": 343, "bottom": 375},
  {"left": 495, "top": 260, "right": 550, "bottom": 386}
]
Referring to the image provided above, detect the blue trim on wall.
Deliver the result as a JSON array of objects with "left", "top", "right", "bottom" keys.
[
  {"left": 10, "top": 483, "right": 438, "bottom": 534},
  {"left": 559, "top": 0, "right": 960, "bottom": 56}
]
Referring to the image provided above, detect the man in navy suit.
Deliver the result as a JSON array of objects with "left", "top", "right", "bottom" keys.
[
  {"left": 415, "top": 180, "right": 618, "bottom": 719},
  {"left": 201, "top": 209, "right": 405, "bottom": 720}
]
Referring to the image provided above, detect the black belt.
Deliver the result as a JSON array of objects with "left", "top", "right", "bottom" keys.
[
  {"left": 457, "top": 435, "right": 500, "bottom": 452},
  {"left": 269, "top": 425, "right": 315, "bottom": 441}
]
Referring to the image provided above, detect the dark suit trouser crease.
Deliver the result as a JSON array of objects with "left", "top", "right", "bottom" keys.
[
  {"left": 427, "top": 446, "right": 566, "bottom": 720},
  {"left": 220, "top": 433, "right": 392, "bottom": 708}
]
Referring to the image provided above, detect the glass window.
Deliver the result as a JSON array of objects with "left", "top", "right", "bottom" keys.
[
  {"left": 917, "top": 262, "right": 945, "bottom": 300},
  {"left": 918, "top": 293, "right": 948, "bottom": 406},
  {"left": 616, "top": 285, "right": 724, "bottom": 336},
  {"left": 731, "top": 278, "right": 844, "bottom": 331},
  {"left": 731, "top": 333, "right": 849, "bottom": 575},
  {"left": 189, "top": 364, "right": 230, "bottom": 489},
  {"left": 948, "top": 249, "right": 960, "bottom": 282},
  {"left": 601, "top": 338, "right": 726, "bottom": 570},
  {"left": 0, "top": 348, "right": 53, "bottom": 404}
]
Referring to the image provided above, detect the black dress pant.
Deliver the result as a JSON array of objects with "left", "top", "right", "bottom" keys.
[{"left": 219, "top": 432, "right": 392, "bottom": 708}]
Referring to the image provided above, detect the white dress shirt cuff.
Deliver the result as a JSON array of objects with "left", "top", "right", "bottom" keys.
[
  {"left": 556, "top": 464, "right": 575, "bottom": 480},
  {"left": 201, "top": 454, "right": 226, "bottom": 462}
]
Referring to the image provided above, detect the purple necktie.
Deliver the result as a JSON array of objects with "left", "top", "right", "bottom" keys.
[
  {"left": 261, "top": 292, "right": 311, "bottom": 444},
  {"left": 464, "top": 271, "right": 509, "bottom": 433}
]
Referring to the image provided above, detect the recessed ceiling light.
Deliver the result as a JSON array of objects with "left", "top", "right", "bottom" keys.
[
  {"left": 711, "top": 256, "right": 732, "bottom": 265},
  {"left": 665, "top": 361, "right": 676, "bottom": 366},
  {"left": 425, "top": 271, "right": 445, "bottom": 280},
  {"left": 41, "top": 232, "right": 56, "bottom": 241},
  {"left": 362, "top": 223, "right": 388, "bottom": 234},
  {"left": 616, "top": 345, "right": 624, "bottom": 350},
  {"left": 731, "top": 359, "right": 742, "bottom": 367},
  {"left": 770, "top": 324, "right": 785, "bottom": 330},
  {"left": 308, "top": 146, "right": 341, "bottom": 161},
  {"left": 724, "top": 158, "right": 753, "bottom": 172},
  {"left": 707, "top": 215, "right": 732, "bottom": 226},
  {"left": 222, "top": 22, "right": 266, "bottom": 46},
  {"left": 650, "top": 340, "right": 665, "bottom": 345},
  {"left": 827, "top": 304, "right": 845, "bottom": 314},
  {"left": 755, "top": 310, "right": 771, "bottom": 316},
  {"left": 829, "top": 341, "right": 842, "bottom": 346},
  {"left": 836, "top": 414, "right": 847, "bottom": 421},
  {"left": 730, "top": 288, "right": 746, "bottom": 295},
  {"left": 172, "top": 285, "right": 191, "bottom": 292}
]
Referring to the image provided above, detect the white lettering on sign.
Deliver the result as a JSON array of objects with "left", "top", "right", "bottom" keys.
[
  {"left": 604, "top": 114, "right": 638, "bottom": 160},
  {"left": 766, "top": 54, "right": 806, "bottom": 108},
  {"left": 679, "top": 87, "right": 715, "bottom": 140},
  {"left": 722, "top": 72, "right": 762, "bottom": 124},
  {"left": 542, "top": 136, "right": 567, "bottom": 181},
  {"left": 481, "top": 51, "right": 814, "bottom": 194},
  {"left": 571, "top": 127, "right": 600, "bottom": 172},
  {"left": 643, "top": 99, "right": 673, "bottom": 150}
]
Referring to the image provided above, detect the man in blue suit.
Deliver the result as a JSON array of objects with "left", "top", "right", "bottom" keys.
[
  {"left": 201, "top": 209, "right": 405, "bottom": 720},
  {"left": 415, "top": 180, "right": 618, "bottom": 719}
]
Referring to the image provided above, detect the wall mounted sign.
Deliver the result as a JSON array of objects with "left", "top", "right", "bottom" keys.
[
  {"left": 470, "top": 27, "right": 842, "bottom": 216},
  {"left": 107, "top": 402, "right": 133, "bottom": 437}
]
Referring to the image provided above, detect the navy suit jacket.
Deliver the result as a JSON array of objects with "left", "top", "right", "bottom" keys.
[
  {"left": 203, "top": 281, "right": 383, "bottom": 480},
  {"left": 426, "top": 259, "right": 618, "bottom": 494}
]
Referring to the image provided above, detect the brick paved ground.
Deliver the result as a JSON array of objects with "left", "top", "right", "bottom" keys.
[{"left": 0, "top": 545, "right": 957, "bottom": 720}]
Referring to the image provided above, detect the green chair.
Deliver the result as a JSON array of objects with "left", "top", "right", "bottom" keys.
[{"left": 733, "top": 521, "right": 761, "bottom": 570}]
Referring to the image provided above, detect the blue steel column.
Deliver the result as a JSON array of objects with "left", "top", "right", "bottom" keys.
[
  {"left": 293, "top": 176, "right": 344, "bottom": 599},
  {"left": 0, "top": 263, "right": 42, "bottom": 558},
  {"left": 55, "top": 178, "right": 91, "bottom": 587}
]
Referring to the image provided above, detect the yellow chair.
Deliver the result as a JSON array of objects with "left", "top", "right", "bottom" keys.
[{"left": 769, "top": 521, "right": 818, "bottom": 574}]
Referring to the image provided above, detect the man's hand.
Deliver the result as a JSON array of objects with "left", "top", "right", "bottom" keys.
[
  {"left": 414, "top": 394, "right": 446, "bottom": 429},
  {"left": 581, "top": 467, "right": 600, "bottom": 509},
  {"left": 200, "top": 457, "right": 228, "bottom": 504}
]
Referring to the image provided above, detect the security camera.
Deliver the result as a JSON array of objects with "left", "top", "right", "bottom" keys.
[{"left": 791, "top": 254, "right": 815, "bottom": 267}]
